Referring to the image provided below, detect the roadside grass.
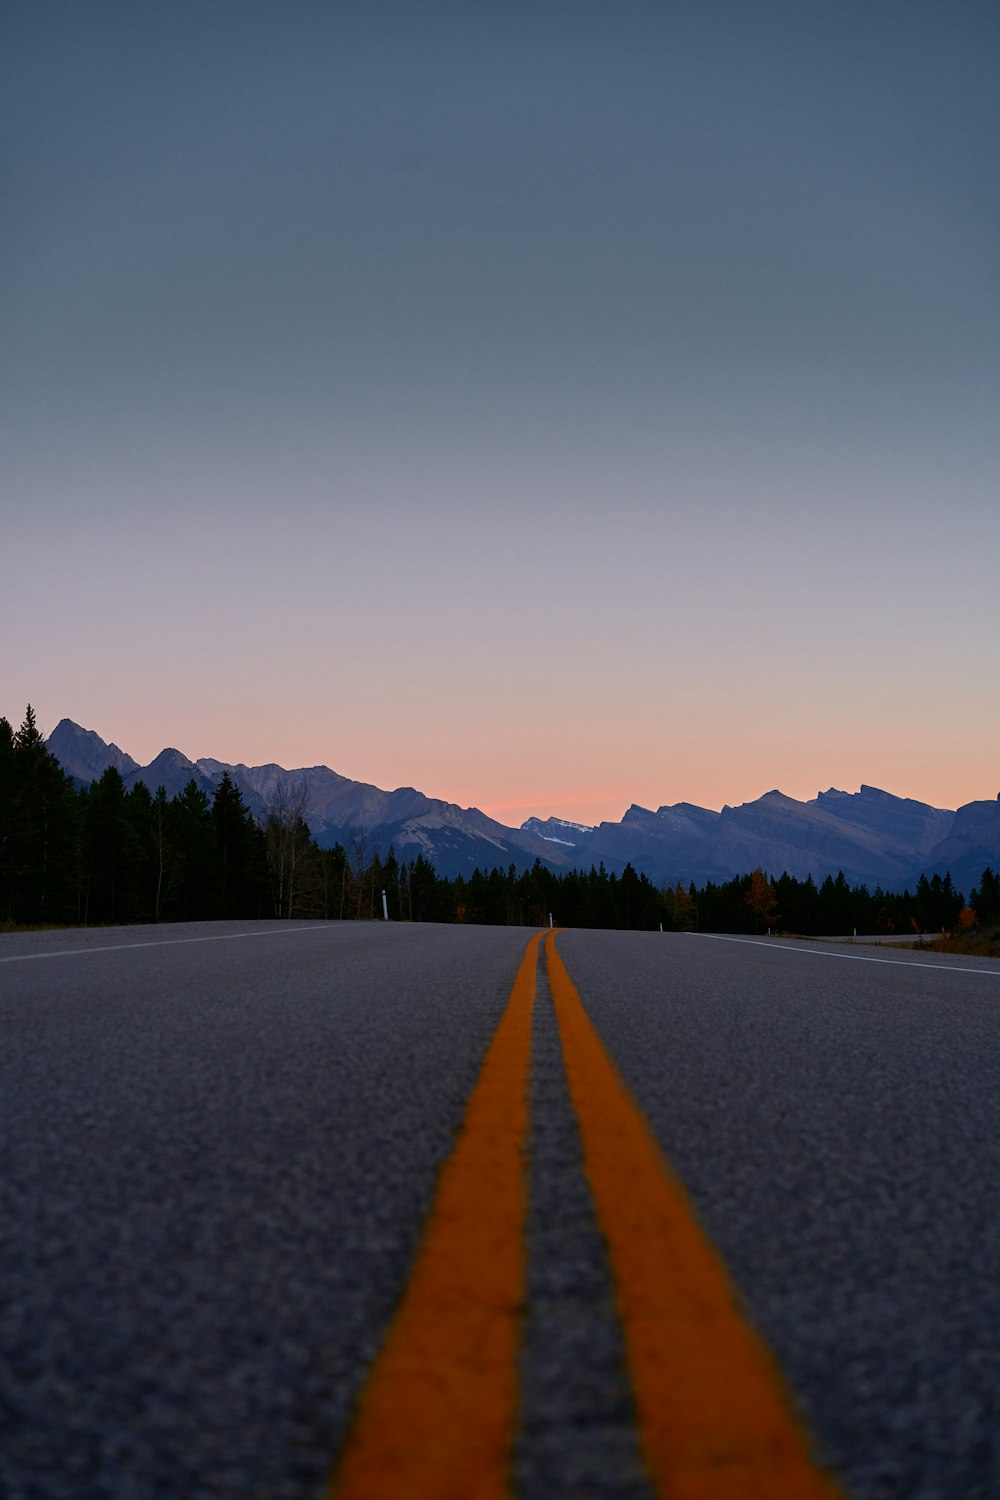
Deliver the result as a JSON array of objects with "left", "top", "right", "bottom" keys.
[
  {"left": 774, "top": 929, "right": 1000, "bottom": 957},
  {"left": 0, "top": 919, "right": 77, "bottom": 934},
  {"left": 910, "top": 927, "right": 1000, "bottom": 959}
]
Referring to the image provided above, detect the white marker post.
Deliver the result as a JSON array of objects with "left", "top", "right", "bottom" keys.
[
  {"left": 381, "top": 889, "right": 389, "bottom": 921},
  {"left": 549, "top": 913, "right": 553, "bottom": 928}
]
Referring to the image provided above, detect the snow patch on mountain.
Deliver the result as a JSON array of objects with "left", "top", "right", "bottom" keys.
[{"left": 520, "top": 816, "right": 595, "bottom": 846}]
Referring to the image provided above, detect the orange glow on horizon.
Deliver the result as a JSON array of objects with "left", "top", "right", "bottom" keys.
[{"left": 19, "top": 696, "right": 1000, "bottom": 831}]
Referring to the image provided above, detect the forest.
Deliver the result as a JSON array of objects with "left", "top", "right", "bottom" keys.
[{"left": 3, "top": 707, "right": 998, "bottom": 937}]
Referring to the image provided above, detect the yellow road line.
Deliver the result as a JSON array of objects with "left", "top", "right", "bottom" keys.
[
  {"left": 329, "top": 932, "right": 541, "bottom": 1500},
  {"left": 545, "top": 931, "right": 844, "bottom": 1499}
]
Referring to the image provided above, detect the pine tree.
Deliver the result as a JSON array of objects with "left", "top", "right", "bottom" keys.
[
  {"left": 409, "top": 854, "right": 439, "bottom": 922},
  {"left": 5, "top": 707, "right": 79, "bottom": 924},
  {"left": 0, "top": 716, "right": 17, "bottom": 920},
  {"left": 172, "top": 780, "right": 216, "bottom": 920},
  {"left": 81, "top": 767, "right": 142, "bottom": 924},
  {"left": 211, "top": 771, "right": 260, "bottom": 918},
  {"left": 971, "top": 866, "right": 1000, "bottom": 927}
]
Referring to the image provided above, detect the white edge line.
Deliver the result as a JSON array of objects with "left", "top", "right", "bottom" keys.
[
  {"left": 0, "top": 925, "right": 337, "bottom": 964},
  {"left": 688, "top": 931, "right": 1000, "bottom": 978}
]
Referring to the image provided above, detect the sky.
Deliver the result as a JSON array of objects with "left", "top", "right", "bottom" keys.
[{"left": 3, "top": 1, "right": 998, "bottom": 827}]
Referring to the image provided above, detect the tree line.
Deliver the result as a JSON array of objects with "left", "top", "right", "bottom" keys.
[
  {"left": 390, "top": 859, "right": 997, "bottom": 935},
  {"left": 0, "top": 707, "right": 418, "bottom": 928},
  {"left": 3, "top": 707, "right": 998, "bottom": 935}
]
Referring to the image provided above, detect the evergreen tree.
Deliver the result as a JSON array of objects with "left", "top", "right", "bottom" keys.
[
  {"left": 172, "top": 780, "right": 217, "bottom": 920},
  {"left": 618, "top": 863, "right": 642, "bottom": 929},
  {"left": 125, "top": 781, "right": 159, "bottom": 922},
  {"left": 971, "top": 866, "right": 1000, "bottom": 926},
  {"left": 81, "top": 767, "right": 142, "bottom": 924},
  {"left": 0, "top": 716, "right": 16, "bottom": 920},
  {"left": 211, "top": 771, "right": 261, "bottom": 918},
  {"left": 914, "top": 872, "right": 962, "bottom": 932},
  {"left": 3, "top": 706, "right": 79, "bottom": 924},
  {"left": 588, "top": 863, "right": 618, "bottom": 929},
  {"left": 408, "top": 854, "right": 440, "bottom": 922}
]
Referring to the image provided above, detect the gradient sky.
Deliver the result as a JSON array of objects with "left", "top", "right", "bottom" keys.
[{"left": 4, "top": 1, "right": 998, "bottom": 826}]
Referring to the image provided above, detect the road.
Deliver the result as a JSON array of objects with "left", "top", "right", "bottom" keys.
[{"left": 2, "top": 921, "right": 999, "bottom": 1499}]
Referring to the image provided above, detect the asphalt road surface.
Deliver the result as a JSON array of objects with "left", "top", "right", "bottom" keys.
[{"left": 2, "top": 920, "right": 999, "bottom": 1499}]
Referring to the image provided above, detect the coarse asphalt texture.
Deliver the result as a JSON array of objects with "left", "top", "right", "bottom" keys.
[{"left": 3, "top": 919, "right": 1000, "bottom": 1498}]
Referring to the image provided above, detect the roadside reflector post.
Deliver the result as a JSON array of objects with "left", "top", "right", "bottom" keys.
[
  {"left": 381, "top": 889, "right": 389, "bottom": 922},
  {"left": 549, "top": 913, "right": 553, "bottom": 928}
]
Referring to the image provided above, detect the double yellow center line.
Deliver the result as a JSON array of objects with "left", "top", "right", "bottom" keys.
[{"left": 330, "top": 931, "right": 843, "bottom": 1498}]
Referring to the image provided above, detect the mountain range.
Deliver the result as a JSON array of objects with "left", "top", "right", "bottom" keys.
[{"left": 46, "top": 719, "right": 1000, "bottom": 894}]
